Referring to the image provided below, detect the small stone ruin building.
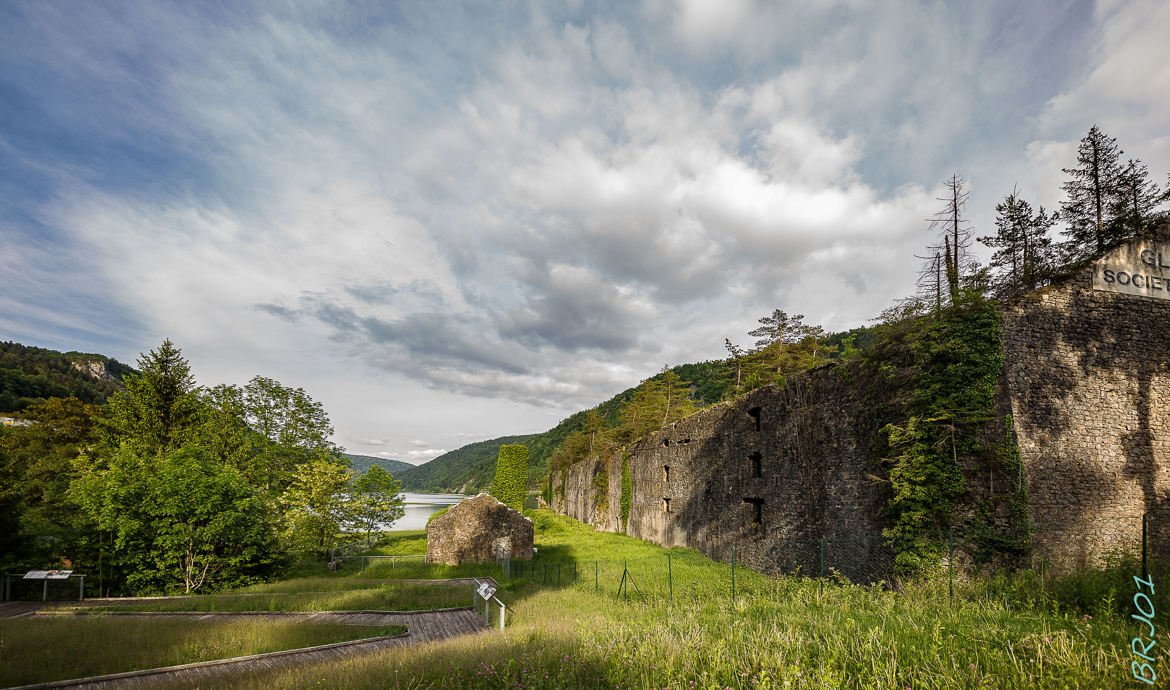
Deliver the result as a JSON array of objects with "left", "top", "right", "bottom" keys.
[{"left": 426, "top": 493, "right": 534, "bottom": 565}]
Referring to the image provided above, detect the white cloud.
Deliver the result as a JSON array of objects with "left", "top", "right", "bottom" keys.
[{"left": 5, "top": 1, "right": 1167, "bottom": 461}]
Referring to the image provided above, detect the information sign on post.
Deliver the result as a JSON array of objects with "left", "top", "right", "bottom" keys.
[
  {"left": 477, "top": 581, "right": 496, "bottom": 601},
  {"left": 22, "top": 570, "right": 73, "bottom": 580}
]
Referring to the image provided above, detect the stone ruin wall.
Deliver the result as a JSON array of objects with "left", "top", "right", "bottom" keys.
[
  {"left": 1001, "top": 240, "right": 1170, "bottom": 571},
  {"left": 550, "top": 236, "right": 1170, "bottom": 576},
  {"left": 553, "top": 369, "right": 892, "bottom": 582}
]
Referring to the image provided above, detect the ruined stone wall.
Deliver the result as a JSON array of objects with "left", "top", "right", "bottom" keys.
[
  {"left": 551, "top": 452, "right": 623, "bottom": 533},
  {"left": 551, "top": 367, "right": 891, "bottom": 582},
  {"left": 547, "top": 237, "right": 1170, "bottom": 577},
  {"left": 625, "top": 370, "right": 890, "bottom": 582},
  {"left": 1001, "top": 240, "right": 1170, "bottom": 571},
  {"left": 427, "top": 493, "right": 534, "bottom": 565}
]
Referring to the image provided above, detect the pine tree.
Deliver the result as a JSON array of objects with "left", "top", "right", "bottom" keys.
[
  {"left": 657, "top": 367, "right": 695, "bottom": 427},
  {"left": 1110, "top": 158, "right": 1165, "bottom": 239},
  {"left": 978, "top": 187, "right": 1055, "bottom": 298},
  {"left": 1060, "top": 125, "right": 1123, "bottom": 260},
  {"left": 104, "top": 339, "right": 202, "bottom": 456}
]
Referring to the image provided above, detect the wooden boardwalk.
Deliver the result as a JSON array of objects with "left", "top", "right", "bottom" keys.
[{"left": 7, "top": 578, "right": 502, "bottom": 689}]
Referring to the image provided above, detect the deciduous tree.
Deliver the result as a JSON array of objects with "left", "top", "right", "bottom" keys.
[{"left": 347, "top": 465, "right": 404, "bottom": 546}]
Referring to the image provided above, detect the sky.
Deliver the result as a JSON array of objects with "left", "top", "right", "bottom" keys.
[{"left": 2, "top": 0, "right": 1168, "bottom": 465}]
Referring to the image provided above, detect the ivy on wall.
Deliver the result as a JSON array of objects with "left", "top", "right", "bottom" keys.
[
  {"left": 590, "top": 469, "right": 609, "bottom": 514},
  {"left": 876, "top": 294, "right": 1010, "bottom": 572},
  {"left": 620, "top": 454, "right": 631, "bottom": 532},
  {"left": 490, "top": 444, "right": 528, "bottom": 511}
]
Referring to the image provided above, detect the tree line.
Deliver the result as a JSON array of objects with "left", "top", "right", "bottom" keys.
[
  {"left": 0, "top": 340, "right": 404, "bottom": 595},
  {"left": 920, "top": 125, "right": 1168, "bottom": 306}
]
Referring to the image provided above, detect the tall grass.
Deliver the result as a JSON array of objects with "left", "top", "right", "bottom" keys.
[
  {"left": 0, "top": 617, "right": 404, "bottom": 687},
  {"left": 161, "top": 511, "right": 1155, "bottom": 688}
]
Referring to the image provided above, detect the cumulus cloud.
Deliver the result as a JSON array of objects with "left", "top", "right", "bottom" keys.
[{"left": 2, "top": 1, "right": 1166, "bottom": 457}]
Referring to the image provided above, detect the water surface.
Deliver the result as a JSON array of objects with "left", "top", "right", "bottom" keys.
[{"left": 382, "top": 492, "right": 466, "bottom": 531}]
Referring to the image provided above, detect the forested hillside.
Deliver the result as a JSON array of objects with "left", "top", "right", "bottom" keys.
[
  {"left": 343, "top": 453, "right": 415, "bottom": 477},
  {"left": 396, "top": 324, "right": 878, "bottom": 495},
  {"left": 0, "top": 341, "right": 136, "bottom": 412},
  {"left": 396, "top": 434, "right": 538, "bottom": 493}
]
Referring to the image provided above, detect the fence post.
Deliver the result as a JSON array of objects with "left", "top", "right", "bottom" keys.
[
  {"left": 948, "top": 527, "right": 954, "bottom": 603},
  {"left": 668, "top": 553, "right": 673, "bottom": 603},
  {"left": 1142, "top": 513, "right": 1148, "bottom": 583},
  {"left": 623, "top": 561, "right": 628, "bottom": 602},
  {"left": 819, "top": 538, "right": 824, "bottom": 597},
  {"left": 731, "top": 544, "right": 736, "bottom": 602}
]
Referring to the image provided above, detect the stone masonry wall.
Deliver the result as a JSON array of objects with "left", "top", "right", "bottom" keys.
[
  {"left": 1001, "top": 240, "right": 1170, "bottom": 571},
  {"left": 554, "top": 368, "right": 892, "bottom": 582},
  {"left": 548, "top": 236, "right": 1170, "bottom": 577}
]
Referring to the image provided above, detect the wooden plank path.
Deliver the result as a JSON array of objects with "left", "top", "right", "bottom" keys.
[{"left": 6, "top": 578, "right": 500, "bottom": 689}]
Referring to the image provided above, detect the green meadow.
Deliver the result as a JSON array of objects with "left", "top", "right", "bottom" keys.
[
  {"left": 152, "top": 510, "right": 1157, "bottom": 689},
  {"left": 0, "top": 617, "right": 404, "bottom": 687}
]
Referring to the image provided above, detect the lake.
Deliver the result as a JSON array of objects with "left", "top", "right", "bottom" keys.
[{"left": 381, "top": 492, "right": 466, "bottom": 531}]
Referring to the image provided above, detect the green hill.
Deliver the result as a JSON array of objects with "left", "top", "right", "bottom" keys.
[
  {"left": 342, "top": 453, "right": 416, "bottom": 477},
  {"left": 396, "top": 434, "right": 538, "bottom": 493},
  {"left": 0, "top": 341, "right": 137, "bottom": 413}
]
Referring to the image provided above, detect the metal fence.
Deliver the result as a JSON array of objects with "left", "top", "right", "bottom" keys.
[{"left": 498, "top": 514, "right": 1166, "bottom": 607}]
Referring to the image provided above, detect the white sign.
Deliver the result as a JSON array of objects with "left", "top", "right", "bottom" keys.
[
  {"left": 477, "top": 582, "right": 496, "bottom": 601},
  {"left": 1094, "top": 242, "right": 1170, "bottom": 300},
  {"left": 23, "top": 570, "right": 72, "bottom": 580}
]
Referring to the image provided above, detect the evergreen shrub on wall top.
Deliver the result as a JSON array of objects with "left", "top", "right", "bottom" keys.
[{"left": 491, "top": 444, "right": 528, "bottom": 511}]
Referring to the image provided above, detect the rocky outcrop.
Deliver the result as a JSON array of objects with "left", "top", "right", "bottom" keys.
[
  {"left": 70, "top": 359, "right": 118, "bottom": 381},
  {"left": 426, "top": 493, "right": 534, "bottom": 565}
]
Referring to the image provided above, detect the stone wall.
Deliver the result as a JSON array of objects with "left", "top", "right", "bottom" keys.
[
  {"left": 1001, "top": 238, "right": 1170, "bottom": 570},
  {"left": 548, "top": 236, "right": 1170, "bottom": 577},
  {"left": 427, "top": 493, "right": 534, "bottom": 565},
  {"left": 553, "top": 368, "right": 893, "bottom": 582}
]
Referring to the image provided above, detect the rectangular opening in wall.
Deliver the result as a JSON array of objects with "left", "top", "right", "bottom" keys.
[
  {"left": 663, "top": 497, "right": 671, "bottom": 513},
  {"left": 743, "top": 497, "right": 763, "bottom": 525},
  {"left": 749, "top": 452, "right": 762, "bottom": 478},
  {"left": 748, "top": 406, "right": 761, "bottom": 431},
  {"left": 663, "top": 465, "right": 670, "bottom": 482}
]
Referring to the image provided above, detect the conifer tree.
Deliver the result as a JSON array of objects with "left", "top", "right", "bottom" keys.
[
  {"left": 927, "top": 175, "right": 973, "bottom": 302},
  {"left": 104, "top": 339, "right": 201, "bottom": 456},
  {"left": 1060, "top": 125, "right": 1123, "bottom": 260},
  {"left": 1110, "top": 158, "right": 1165, "bottom": 239},
  {"left": 979, "top": 187, "right": 1055, "bottom": 298}
]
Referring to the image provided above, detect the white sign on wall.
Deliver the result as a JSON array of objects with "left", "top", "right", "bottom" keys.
[{"left": 1093, "top": 242, "right": 1170, "bottom": 300}]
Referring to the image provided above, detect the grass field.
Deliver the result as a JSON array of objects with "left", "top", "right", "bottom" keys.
[
  {"left": 63, "top": 581, "right": 469, "bottom": 613},
  {"left": 0, "top": 617, "right": 404, "bottom": 687},
  {"left": 155, "top": 510, "right": 1158, "bottom": 689}
]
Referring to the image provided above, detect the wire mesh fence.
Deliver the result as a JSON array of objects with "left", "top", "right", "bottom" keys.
[{"left": 500, "top": 514, "right": 1167, "bottom": 609}]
